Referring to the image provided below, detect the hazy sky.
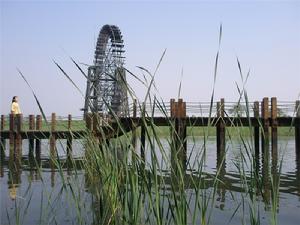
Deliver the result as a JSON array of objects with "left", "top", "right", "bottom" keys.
[{"left": 1, "top": 0, "right": 299, "bottom": 116}]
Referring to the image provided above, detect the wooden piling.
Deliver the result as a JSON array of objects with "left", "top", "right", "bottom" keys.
[
  {"left": 140, "top": 104, "right": 146, "bottom": 163},
  {"left": 295, "top": 100, "right": 300, "bottom": 156},
  {"left": 131, "top": 99, "right": 137, "bottom": 160},
  {"left": 15, "top": 114, "right": 23, "bottom": 162},
  {"left": 253, "top": 102, "right": 260, "bottom": 155},
  {"left": 171, "top": 98, "right": 187, "bottom": 169},
  {"left": 178, "top": 99, "right": 187, "bottom": 167},
  {"left": 261, "top": 97, "right": 270, "bottom": 152},
  {"left": 86, "top": 113, "right": 93, "bottom": 131},
  {"left": 217, "top": 98, "right": 225, "bottom": 154},
  {"left": 9, "top": 114, "right": 15, "bottom": 160},
  {"left": 271, "top": 97, "right": 278, "bottom": 160},
  {"left": 50, "top": 113, "right": 56, "bottom": 161},
  {"left": 35, "top": 115, "right": 42, "bottom": 161},
  {"left": 66, "top": 114, "right": 72, "bottom": 158},
  {"left": 0, "top": 115, "right": 6, "bottom": 159},
  {"left": 28, "top": 115, "right": 35, "bottom": 156}
]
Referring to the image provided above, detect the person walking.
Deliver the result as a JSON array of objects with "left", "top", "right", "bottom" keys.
[{"left": 11, "top": 96, "right": 21, "bottom": 115}]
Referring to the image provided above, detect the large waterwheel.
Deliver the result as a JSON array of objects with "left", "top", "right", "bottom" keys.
[{"left": 83, "top": 25, "right": 129, "bottom": 118}]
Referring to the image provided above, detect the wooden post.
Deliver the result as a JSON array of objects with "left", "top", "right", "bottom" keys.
[
  {"left": 15, "top": 114, "right": 23, "bottom": 162},
  {"left": 35, "top": 115, "right": 42, "bottom": 161},
  {"left": 217, "top": 98, "right": 225, "bottom": 154},
  {"left": 67, "top": 114, "right": 72, "bottom": 158},
  {"left": 171, "top": 98, "right": 187, "bottom": 170},
  {"left": 140, "top": 104, "right": 146, "bottom": 163},
  {"left": 177, "top": 99, "right": 187, "bottom": 168},
  {"left": 271, "top": 97, "right": 278, "bottom": 161},
  {"left": 261, "top": 97, "right": 270, "bottom": 200},
  {"left": 28, "top": 115, "right": 35, "bottom": 156},
  {"left": 50, "top": 113, "right": 56, "bottom": 161},
  {"left": 131, "top": 99, "right": 137, "bottom": 161},
  {"left": 170, "top": 98, "right": 175, "bottom": 117},
  {"left": 253, "top": 101, "right": 260, "bottom": 156},
  {"left": 9, "top": 114, "right": 15, "bottom": 160},
  {"left": 261, "top": 97, "right": 269, "bottom": 153},
  {"left": 0, "top": 115, "right": 6, "bottom": 159},
  {"left": 295, "top": 100, "right": 300, "bottom": 157},
  {"left": 86, "top": 113, "right": 93, "bottom": 133}
]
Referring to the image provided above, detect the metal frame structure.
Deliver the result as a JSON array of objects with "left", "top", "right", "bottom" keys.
[{"left": 83, "top": 25, "right": 129, "bottom": 118}]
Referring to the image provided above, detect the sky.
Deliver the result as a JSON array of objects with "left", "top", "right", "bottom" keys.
[{"left": 1, "top": 0, "right": 299, "bottom": 116}]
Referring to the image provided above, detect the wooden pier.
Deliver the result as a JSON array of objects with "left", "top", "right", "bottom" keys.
[{"left": 0, "top": 97, "right": 300, "bottom": 166}]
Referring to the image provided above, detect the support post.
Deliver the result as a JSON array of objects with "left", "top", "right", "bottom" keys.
[
  {"left": 217, "top": 98, "right": 225, "bottom": 154},
  {"left": 28, "top": 115, "right": 35, "bottom": 156},
  {"left": 261, "top": 97, "right": 269, "bottom": 153},
  {"left": 171, "top": 98, "right": 187, "bottom": 170},
  {"left": 50, "top": 113, "right": 56, "bottom": 162},
  {"left": 253, "top": 101, "right": 260, "bottom": 156},
  {"left": 67, "top": 114, "right": 72, "bottom": 159},
  {"left": 0, "top": 115, "right": 6, "bottom": 159},
  {"left": 261, "top": 97, "right": 270, "bottom": 202},
  {"left": 131, "top": 99, "right": 137, "bottom": 161},
  {"left": 35, "top": 115, "right": 42, "bottom": 161},
  {"left": 9, "top": 114, "right": 15, "bottom": 160},
  {"left": 86, "top": 113, "right": 93, "bottom": 131},
  {"left": 140, "top": 104, "right": 146, "bottom": 163},
  {"left": 271, "top": 97, "right": 278, "bottom": 162},
  {"left": 15, "top": 114, "right": 23, "bottom": 162}
]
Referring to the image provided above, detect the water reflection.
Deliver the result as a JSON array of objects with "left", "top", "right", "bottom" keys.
[
  {"left": 7, "top": 158, "right": 21, "bottom": 201},
  {"left": 0, "top": 138, "right": 300, "bottom": 225}
]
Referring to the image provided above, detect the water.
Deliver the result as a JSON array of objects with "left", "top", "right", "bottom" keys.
[{"left": 1, "top": 137, "right": 300, "bottom": 225}]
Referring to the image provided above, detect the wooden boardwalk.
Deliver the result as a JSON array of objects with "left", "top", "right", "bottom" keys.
[{"left": 1, "top": 97, "right": 300, "bottom": 164}]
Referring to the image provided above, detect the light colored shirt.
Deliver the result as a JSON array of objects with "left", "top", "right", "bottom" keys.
[{"left": 11, "top": 102, "right": 21, "bottom": 114}]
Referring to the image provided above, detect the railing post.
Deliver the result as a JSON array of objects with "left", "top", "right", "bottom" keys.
[
  {"left": 217, "top": 98, "right": 225, "bottom": 154},
  {"left": 0, "top": 115, "right": 6, "bottom": 159},
  {"left": 35, "top": 115, "right": 42, "bottom": 161}
]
